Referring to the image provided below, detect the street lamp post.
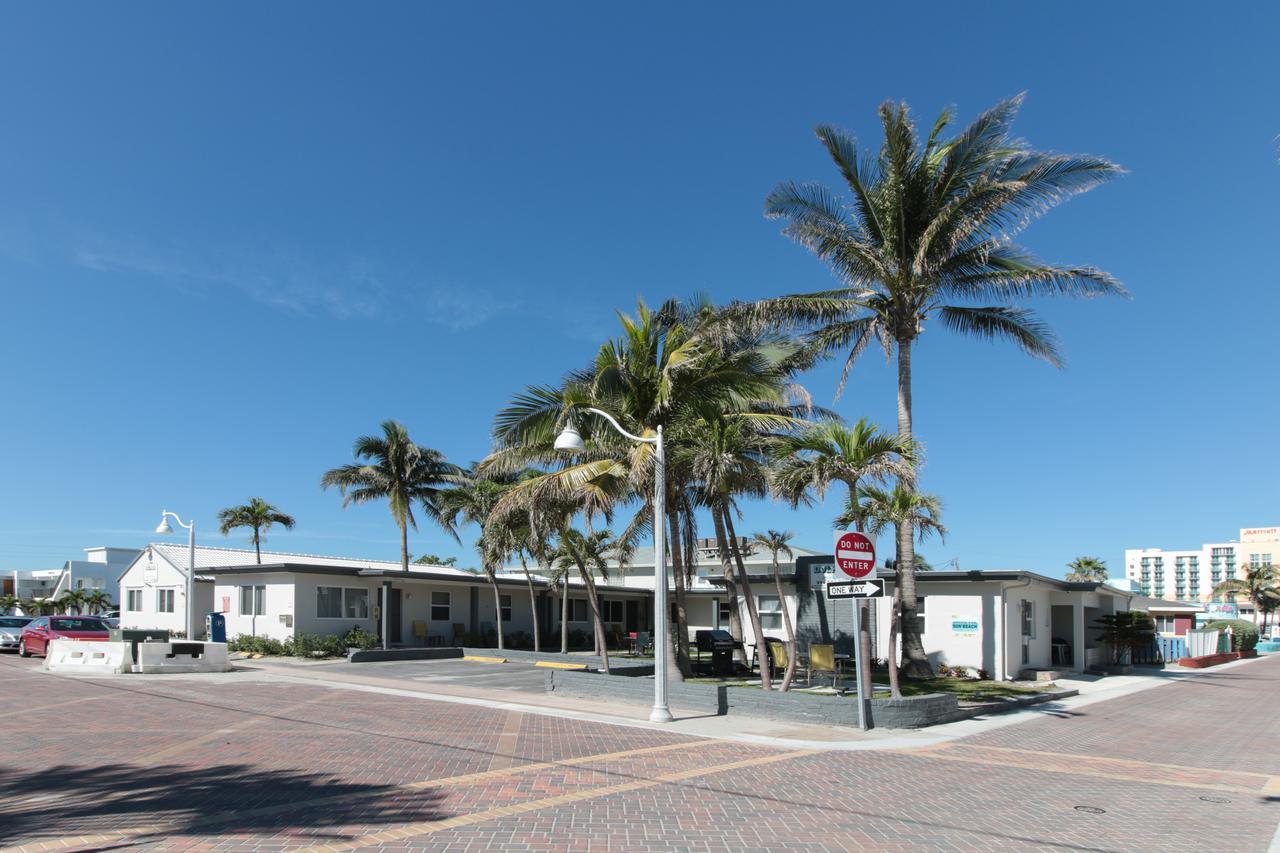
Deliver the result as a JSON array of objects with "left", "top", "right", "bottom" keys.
[
  {"left": 555, "top": 407, "right": 671, "bottom": 723},
  {"left": 155, "top": 510, "right": 198, "bottom": 640}
]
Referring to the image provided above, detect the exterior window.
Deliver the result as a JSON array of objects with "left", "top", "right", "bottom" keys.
[
  {"left": 571, "top": 599, "right": 589, "bottom": 623},
  {"left": 431, "top": 591, "right": 451, "bottom": 621},
  {"left": 718, "top": 600, "right": 732, "bottom": 627},
  {"left": 600, "top": 600, "right": 624, "bottom": 623},
  {"left": 1154, "top": 615, "right": 1176, "bottom": 632},
  {"left": 756, "top": 595, "right": 783, "bottom": 631},
  {"left": 500, "top": 594, "right": 513, "bottom": 623},
  {"left": 239, "top": 585, "right": 265, "bottom": 616},
  {"left": 914, "top": 596, "right": 926, "bottom": 636},
  {"left": 125, "top": 589, "right": 143, "bottom": 612},
  {"left": 157, "top": 589, "right": 175, "bottom": 613},
  {"left": 317, "top": 586, "right": 342, "bottom": 619},
  {"left": 344, "top": 588, "right": 369, "bottom": 619},
  {"left": 1020, "top": 600, "right": 1035, "bottom": 638}
]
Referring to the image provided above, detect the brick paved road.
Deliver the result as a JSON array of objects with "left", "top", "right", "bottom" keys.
[{"left": 1, "top": 653, "right": 1277, "bottom": 851}]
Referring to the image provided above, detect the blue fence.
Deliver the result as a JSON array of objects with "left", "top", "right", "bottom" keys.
[{"left": 1131, "top": 636, "right": 1186, "bottom": 665}]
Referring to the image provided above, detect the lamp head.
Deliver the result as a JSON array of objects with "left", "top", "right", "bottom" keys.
[
  {"left": 553, "top": 423, "right": 586, "bottom": 453},
  {"left": 155, "top": 517, "right": 174, "bottom": 535}
]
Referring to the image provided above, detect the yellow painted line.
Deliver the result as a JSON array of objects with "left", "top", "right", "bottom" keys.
[
  {"left": 0, "top": 738, "right": 712, "bottom": 853},
  {"left": 534, "top": 660, "right": 588, "bottom": 670},
  {"left": 1263, "top": 776, "right": 1280, "bottom": 796},
  {"left": 293, "top": 747, "right": 816, "bottom": 853},
  {"left": 462, "top": 655, "right": 507, "bottom": 664},
  {"left": 0, "top": 694, "right": 116, "bottom": 721},
  {"left": 891, "top": 744, "right": 1266, "bottom": 795}
]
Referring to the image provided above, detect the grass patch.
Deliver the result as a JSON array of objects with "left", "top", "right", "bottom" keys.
[{"left": 870, "top": 675, "right": 1050, "bottom": 700}]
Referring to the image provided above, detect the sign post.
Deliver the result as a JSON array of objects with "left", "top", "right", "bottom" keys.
[{"left": 832, "top": 531, "right": 877, "bottom": 730}]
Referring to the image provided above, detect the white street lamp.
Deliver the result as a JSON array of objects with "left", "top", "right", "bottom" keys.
[
  {"left": 155, "top": 510, "right": 197, "bottom": 641},
  {"left": 555, "top": 407, "right": 671, "bottom": 723}
]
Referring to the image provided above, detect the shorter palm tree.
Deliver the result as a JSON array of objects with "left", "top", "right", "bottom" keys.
[
  {"left": 218, "top": 498, "right": 297, "bottom": 564},
  {"left": 857, "top": 484, "right": 946, "bottom": 696},
  {"left": 751, "top": 530, "right": 800, "bottom": 690},
  {"left": 0, "top": 594, "right": 19, "bottom": 615},
  {"left": 57, "top": 589, "right": 88, "bottom": 616},
  {"left": 83, "top": 589, "right": 113, "bottom": 614},
  {"left": 554, "top": 528, "right": 626, "bottom": 673},
  {"left": 1213, "top": 564, "right": 1280, "bottom": 634},
  {"left": 1065, "top": 557, "right": 1108, "bottom": 583}
]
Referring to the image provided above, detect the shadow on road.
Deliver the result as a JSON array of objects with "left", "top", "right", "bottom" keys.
[{"left": 0, "top": 762, "right": 446, "bottom": 845}]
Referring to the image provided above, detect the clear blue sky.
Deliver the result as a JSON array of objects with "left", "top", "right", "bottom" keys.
[{"left": 2, "top": 3, "right": 1277, "bottom": 576}]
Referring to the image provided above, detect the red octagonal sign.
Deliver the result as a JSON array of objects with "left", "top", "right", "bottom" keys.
[{"left": 834, "top": 531, "right": 876, "bottom": 579}]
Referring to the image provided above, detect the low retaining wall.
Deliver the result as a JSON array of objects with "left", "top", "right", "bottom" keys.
[
  {"left": 1178, "top": 650, "right": 1256, "bottom": 668},
  {"left": 347, "top": 647, "right": 463, "bottom": 663},
  {"left": 547, "top": 669, "right": 727, "bottom": 713}
]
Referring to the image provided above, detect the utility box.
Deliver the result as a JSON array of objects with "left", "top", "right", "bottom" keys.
[{"left": 206, "top": 613, "right": 226, "bottom": 644}]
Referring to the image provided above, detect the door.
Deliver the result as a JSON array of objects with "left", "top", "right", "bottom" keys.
[
  {"left": 388, "top": 588, "right": 403, "bottom": 646},
  {"left": 625, "top": 600, "right": 639, "bottom": 633}
]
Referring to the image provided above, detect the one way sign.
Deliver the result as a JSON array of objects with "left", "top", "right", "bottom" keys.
[{"left": 826, "top": 579, "right": 886, "bottom": 599}]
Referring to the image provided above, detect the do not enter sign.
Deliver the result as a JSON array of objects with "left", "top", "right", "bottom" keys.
[{"left": 834, "top": 531, "right": 876, "bottom": 579}]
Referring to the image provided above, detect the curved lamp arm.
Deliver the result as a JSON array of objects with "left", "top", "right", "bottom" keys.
[
  {"left": 584, "top": 407, "right": 657, "bottom": 445},
  {"left": 160, "top": 510, "right": 194, "bottom": 531}
]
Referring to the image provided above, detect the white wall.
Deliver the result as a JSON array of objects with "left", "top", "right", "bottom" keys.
[
  {"left": 215, "top": 574, "right": 299, "bottom": 642},
  {"left": 119, "top": 547, "right": 213, "bottom": 637}
]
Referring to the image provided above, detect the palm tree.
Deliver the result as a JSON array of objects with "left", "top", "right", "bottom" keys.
[
  {"left": 217, "top": 497, "right": 297, "bottom": 564},
  {"left": 0, "top": 594, "right": 19, "bottom": 615},
  {"left": 554, "top": 528, "right": 627, "bottom": 673},
  {"left": 83, "top": 589, "right": 113, "bottom": 614},
  {"left": 760, "top": 97, "right": 1123, "bottom": 675},
  {"left": 751, "top": 530, "right": 800, "bottom": 690},
  {"left": 857, "top": 484, "right": 946, "bottom": 696},
  {"left": 439, "top": 469, "right": 515, "bottom": 650},
  {"left": 1065, "top": 556, "right": 1109, "bottom": 583},
  {"left": 57, "top": 588, "right": 87, "bottom": 616},
  {"left": 771, "top": 417, "right": 914, "bottom": 696},
  {"left": 1213, "top": 564, "right": 1280, "bottom": 634},
  {"left": 321, "top": 420, "right": 462, "bottom": 571}
]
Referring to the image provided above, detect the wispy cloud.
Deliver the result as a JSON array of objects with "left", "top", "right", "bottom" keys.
[{"left": 420, "top": 285, "right": 522, "bottom": 330}]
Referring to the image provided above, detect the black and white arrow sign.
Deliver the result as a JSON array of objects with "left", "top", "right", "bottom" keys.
[{"left": 825, "top": 579, "right": 886, "bottom": 599}]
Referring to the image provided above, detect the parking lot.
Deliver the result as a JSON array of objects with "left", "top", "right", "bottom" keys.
[
  {"left": 301, "top": 656, "right": 555, "bottom": 696},
  {"left": 3, "top": 652, "right": 1279, "bottom": 852}
]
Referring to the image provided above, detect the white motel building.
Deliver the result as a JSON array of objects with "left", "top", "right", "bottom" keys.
[{"left": 1123, "top": 525, "right": 1278, "bottom": 621}]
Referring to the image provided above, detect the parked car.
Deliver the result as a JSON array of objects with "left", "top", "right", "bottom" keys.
[
  {"left": 101, "top": 617, "right": 120, "bottom": 629},
  {"left": 0, "top": 616, "right": 33, "bottom": 652},
  {"left": 18, "top": 616, "right": 110, "bottom": 657},
  {"left": 100, "top": 610, "right": 120, "bottom": 621}
]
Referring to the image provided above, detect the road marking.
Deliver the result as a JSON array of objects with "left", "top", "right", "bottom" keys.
[
  {"left": 0, "top": 694, "right": 115, "bottom": 720},
  {"left": 295, "top": 748, "right": 816, "bottom": 853},
  {"left": 486, "top": 709, "right": 524, "bottom": 771},
  {"left": 945, "top": 743, "right": 1276, "bottom": 781},
  {"left": 137, "top": 694, "right": 330, "bottom": 763},
  {"left": 0, "top": 739, "right": 717, "bottom": 853},
  {"left": 893, "top": 743, "right": 1269, "bottom": 795}
]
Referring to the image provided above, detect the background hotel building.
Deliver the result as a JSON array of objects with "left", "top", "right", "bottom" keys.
[{"left": 1124, "top": 526, "right": 1278, "bottom": 617}]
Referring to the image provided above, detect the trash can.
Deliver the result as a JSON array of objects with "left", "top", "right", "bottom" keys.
[{"left": 206, "top": 612, "right": 226, "bottom": 644}]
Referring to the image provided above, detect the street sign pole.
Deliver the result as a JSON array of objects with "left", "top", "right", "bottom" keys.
[{"left": 853, "top": 597, "right": 868, "bottom": 730}]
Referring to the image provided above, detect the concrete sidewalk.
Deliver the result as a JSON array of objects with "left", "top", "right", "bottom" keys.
[{"left": 221, "top": 652, "right": 1276, "bottom": 751}]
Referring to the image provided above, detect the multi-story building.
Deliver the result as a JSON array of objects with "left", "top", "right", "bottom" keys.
[{"left": 1124, "top": 526, "right": 1278, "bottom": 621}]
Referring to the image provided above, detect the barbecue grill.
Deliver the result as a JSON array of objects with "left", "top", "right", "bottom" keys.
[{"left": 694, "top": 629, "right": 742, "bottom": 676}]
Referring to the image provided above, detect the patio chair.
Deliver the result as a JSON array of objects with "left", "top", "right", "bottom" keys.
[
  {"left": 412, "top": 620, "right": 427, "bottom": 646},
  {"left": 451, "top": 623, "right": 467, "bottom": 646},
  {"left": 807, "top": 643, "right": 845, "bottom": 688},
  {"left": 767, "top": 640, "right": 790, "bottom": 678},
  {"left": 636, "top": 631, "right": 651, "bottom": 656}
]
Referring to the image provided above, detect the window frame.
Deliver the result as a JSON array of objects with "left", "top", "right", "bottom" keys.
[
  {"left": 570, "top": 598, "right": 589, "bottom": 623},
  {"left": 430, "top": 591, "right": 451, "bottom": 622},
  {"left": 156, "top": 588, "right": 176, "bottom": 614},
  {"left": 756, "top": 594, "right": 783, "bottom": 631},
  {"left": 914, "top": 595, "right": 926, "bottom": 637},
  {"left": 317, "top": 586, "right": 370, "bottom": 620},
  {"left": 125, "top": 588, "right": 143, "bottom": 613},
  {"left": 500, "top": 594, "right": 513, "bottom": 623},
  {"left": 240, "top": 585, "right": 266, "bottom": 617},
  {"left": 1020, "top": 599, "right": 1035, "bottom": 639}
]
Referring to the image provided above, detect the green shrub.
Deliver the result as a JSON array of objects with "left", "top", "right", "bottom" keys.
[
  {"left": 1203, "top": 619, "right": 1259, "bottom": 652},
  {"left": 342, "top": 626, "right": 379, "bottom": 650},
  {"left": 227, "top": 634, "right": 286, "bottom": 655}
]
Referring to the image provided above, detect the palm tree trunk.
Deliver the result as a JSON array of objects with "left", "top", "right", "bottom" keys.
[
  {"left": 723, "top": 509, "right": 770, "bottom": 690},
  {"left": 578, "top": 562, "right": 610, "bottom": 673},
  {"left": 560, "top": 574, "right": 569, "bottom": 654},
  {"left": 520, "top": 554, "right": 540, "bottom": 652},
  {"left": 666, "top": 504, "right": 691, "bottom": 679},
  {"left": 254, "top": 527, "right": 262, "bottom": 565},
  {"left": 490, "top": 577, "right": 505, "bottom": 651},
  {"left": 887, "top": 583, "right": 903, "bottom": 698},
  {"left": 400, "top": 520, "right": 409, "bottom": 573},
  {"left": 896, "top": 338, "right": 932, "bottom": 679},
  {"left": 774, "top": 559, "right": 798, "bottom": 692},
  {"left": 711, "top": 507, "right": 745, "bottom": 666}
]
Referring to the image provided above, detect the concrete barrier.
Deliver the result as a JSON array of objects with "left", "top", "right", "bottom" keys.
[
  {"left": 44, "top": 640, "right": 131, "bottom": 675},
  {"left": 134, "top": 641, "right": 232, "bottom": 673},
  {"left": 347, "top": 647, "right": 464, "bottom": 663}
]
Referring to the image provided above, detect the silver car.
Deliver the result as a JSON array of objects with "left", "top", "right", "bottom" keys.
[{"left": 0, "top": 616, "right": 32, "bottom": 651}]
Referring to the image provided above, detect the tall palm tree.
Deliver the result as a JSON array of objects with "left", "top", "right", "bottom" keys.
[
  {"left": 83, "top": 589, "right": 113, "bottom": 615},
  {"left": 1065, "top": 556, "right": 1109, "bottom": 583},
  {"left": 760, "top": 96, "right": 1123, "bottom": 676},
  {"left": 217, "top": 497, "right": 297, "bottom": 564},
  {"left": 321, "top": 420, "right": 462, "bottom": 571},
  {"left": 751, "top": 530, "right": 800, "bottom": 690},
  {"left": 1213, "top": 564, "right": 1280, "bottom": 634},
  {"left": 857, "top": 484, "right": 946, "bottom": 696},
  {"left": 771, "top": 417, "right": 915, "bottom": 696},
  {"left": 554, "top": 528, "right": 627, "bottom": 673}
]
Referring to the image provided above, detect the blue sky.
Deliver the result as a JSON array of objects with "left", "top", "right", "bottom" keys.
[{"left": 2, "top": 3, "right": 1277, "bottom": 577}]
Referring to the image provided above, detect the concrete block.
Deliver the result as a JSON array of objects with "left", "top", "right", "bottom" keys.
[
  {"left": 44, "top": 640, "right": 131, "bottom": 675},
  {"left": 134, "top": 641, "right": 232, "bottom": 673}
]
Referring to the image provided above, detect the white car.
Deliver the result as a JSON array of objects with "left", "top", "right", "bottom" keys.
[{"left": 0, "top": 616, "right": 32, "bottom": 652}]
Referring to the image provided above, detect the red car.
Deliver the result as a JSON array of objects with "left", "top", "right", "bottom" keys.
[{"left": 18, "top": 616, "right": 110, "bottom": 657}]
